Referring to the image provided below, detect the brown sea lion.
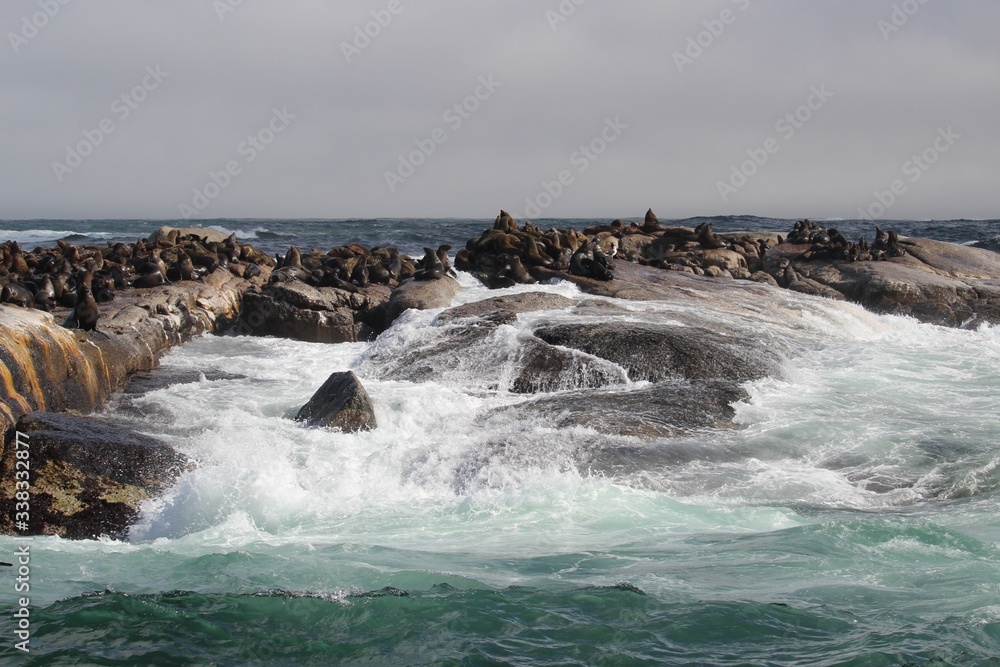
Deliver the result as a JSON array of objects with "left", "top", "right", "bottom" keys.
[{"left": 71, "top": 271, "right": 100, "bottom": 331}]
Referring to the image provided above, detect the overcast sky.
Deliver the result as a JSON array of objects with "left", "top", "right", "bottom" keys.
[{"left": 2, "top": 1, "right": 997, "bottom": 221}]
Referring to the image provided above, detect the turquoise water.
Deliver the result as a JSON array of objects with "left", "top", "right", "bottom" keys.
[{"left": 3, "top": 221, "right": 1000, "bottom": 664}]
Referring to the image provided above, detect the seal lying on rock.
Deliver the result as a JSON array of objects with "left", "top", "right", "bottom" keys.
[
  {"left": 0, "top": 231, "right": 274, "bottom": 322},
  {"left": 460, "top": 210, "right": 615, "bottom": 287},
  {"left": 785, "top": 220, "right": 906, "bottom": 263},
  {"left": 0, "top": 282, "right": 35, "bottom": 309}
]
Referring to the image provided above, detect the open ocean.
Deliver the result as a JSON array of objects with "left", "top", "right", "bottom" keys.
[{"left": 2, "top": 216, "right": 1000, "bottom": 665}]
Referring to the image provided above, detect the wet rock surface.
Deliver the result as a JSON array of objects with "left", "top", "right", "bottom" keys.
[
  {"left": 362, "top": 291, "right": 630, "bottom": 393},
  {"left": 485, "top": 381, "right": 748, "bottom": 439},
  {"left": 295, "top": 370, "right": 378, "bottom": 432},
  {"left": 384, "top": 276, "right": 462, "bottom": 328},
  {"left": 4, "top": 216, "right": 1000, "bottom": 540},
  {"left": 532, "top": 322, "right": 780, "bottom": 384},
  {"left": 0, "top": 411, "right": 188, "bottom": 539},
  {"left": 0, "top": 269, "right": 259, "bottom": 436},
  {"left": 436, "top": 292, "right": 574, "bottom": 324},
  {"left": 241, "top": 282, "right": 391, "bottom": 344},
  {"left": 766, "top": 237, "right": 1000, "bottom": 327}
]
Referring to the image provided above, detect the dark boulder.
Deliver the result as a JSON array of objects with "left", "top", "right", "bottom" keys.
[
  {"left": 240, "top": 282, "right": 391, "bottom": 344},
  {"left": 510, "top": 337, "right": 628, "bottom": 394},
  {"left": 532, "top": 322, "right": 781, "bottom": 384},
  {"left": 363, "top": 293, "right": 629, "bottom": 394},
  {"left": 295, "top": 371, "right": 377, "bottom": 432},
  {"left": 485, "top": 381, "right": 747, "bottom": 439},
  {"left": 0, "top": 412, "right": 189, "bottom": 540}
]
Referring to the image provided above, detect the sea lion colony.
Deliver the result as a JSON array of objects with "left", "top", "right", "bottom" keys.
[
  {"left": 1, "top": 213, "right": 907, "bottom": 328},
  {"left": 0, "top": 233, "right": 269, "bottom": 327}
]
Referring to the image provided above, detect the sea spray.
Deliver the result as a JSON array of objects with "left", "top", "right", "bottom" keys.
[{"left": 3, "top": 221, "right": 1000, "bottom": 663}]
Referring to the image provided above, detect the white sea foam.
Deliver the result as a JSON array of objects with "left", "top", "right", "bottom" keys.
[
  {"left": 0, "top": 228, "right": 115, "bottom": 244},
  {"left": 206, "top": 224, "right": 272, "bottom": 240},
  {"left": 105, "top": 279, "right": 1000, "bottom": 562}
]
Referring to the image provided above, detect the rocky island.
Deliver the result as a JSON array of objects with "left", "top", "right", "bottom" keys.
[{"left": 2, "top": 212, "right": 1000, "bottom": 539}]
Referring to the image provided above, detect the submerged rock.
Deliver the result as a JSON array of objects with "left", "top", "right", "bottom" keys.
[
  {"left": 363, "top": 292, "right": 631, "bottom": 393},
  {"left": 0, "top": 412, "right": 189, "bottom": 540},
  {"left": 509, "top": 337, "right": 628, "bottom": 394},
  {"left": 486, "top": 380, "right": 747, "bottom": 439},
  {"left": 295, "top": 371, "right": 377, "bottom": 432},
  {"left": 436, "top": 292, "right": 574, "bottom": 324}
]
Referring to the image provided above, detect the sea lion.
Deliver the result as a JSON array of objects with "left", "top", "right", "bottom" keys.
[
  {"left": 244, "top": 262, "right": 262, "bottom": 280},
  {"left": 269, "top": 265, "right": 312, "bottom": 284},
  {"left": 8, "top": 243, "right": 29, "bottom": 274},
  {"left": 585, "top": 256, "right": 614, "bottom": 281},
  {"left": 437, "top": 245, "right": 457, "bottom": 277},
  {"left": 415, "top": 247, "right": 444, "bottom": 281},
  {"left": 177, "top": 251, "right": 196, "bottom": 281},
  {"left": 33, "top": 276, "right": 56, "bottom": 310},
  {"left": 368, "top": 259, "right": 391, "bottom": 285},
  {"left": 87, "top": 250, "right": 105, "bottom": 272},
  {"left": 494, "top": 210, "right": 517, "bottom": 232},
  {"left": 387, "top": 251, "right": 402, "bottom": 281},
  {"left": 190, "top": 251, "right": 220, "bottom": 273},
  {"left": 592, "top": 240, "right": 613, "bottom": 270},
  {"left": 641, "top": 208, "right": 664, "bottom": 234},
  {"left": 487, "top": 264, "right": 517, "bottom": 289},
  {"left": 351, "top": 257, "right": 369, "bottom": 287},
  {"left": 398, "top": 256, "right": 417, "bottom": 281},
  {"left": 281, "top": 246, "right": 303, "bottom": 269},
  {"left": 569, "top": 243, "right": 593, "bottom": 277},
  {"left": 70, "top": 270, "right": 100, "bottom": 332},
  {"left": 49, "top": 272, "right": 71, "bottom": 299},
  {"left": 135, "top": 249, "right": 168, "bottom": 281},
  {"left": 887, "top": 230, "right": 905, "bottom": 257},
  {"left": 523, "top": 236, "right": 553, "bottom": 267},
  {"left": 91, "top": 273, "right": 116, "bottom": 302},
  {"left": 696, "top": 223, "right": 729, "bottom": 250},
  {"left": 553, "top": 246, "right": 573, "bottom": 270},
  {"left": 130, "top": 270, "right": 168, "bottom": 288},
  {"left": 0, "top": 282, "right": 35, "bottom": 309},
  {"left": 454, "top": 248, "right": 473, "bottom": 273},
  {"left": 507, "top": 254, "right": 535, "bottom": 284}
]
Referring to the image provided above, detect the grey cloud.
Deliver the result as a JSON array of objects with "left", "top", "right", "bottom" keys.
[{"left": 1, "top": 0, "right": 996, "bottom": 220}]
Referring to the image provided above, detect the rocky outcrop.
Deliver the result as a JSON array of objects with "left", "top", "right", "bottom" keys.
[
  {"left": 295, "top": 371, "right": 377, "bottom": 432},
  {"left": 485, "top": 380, "right": 748, "bottom": 439},
  {"left": 765, "top": 238, "right": 1000, "bottom": 327},
  {"left": 148, "top": 226, "right": 233, "bottom": 245},
  {"left": 5, "top": 215, "right": 998, "bottom": 544},
  {"left": 361, "top": 291, "right": 630, "bottom": 393},
  {"left": 532, "top": 322, "right": 781, "bottom": 384},
  {"left": 458, "top": 211, "right": 1000, "bottom": 328},
  {"left": 436, "top": 292, "right": 574, "bottom": 325},
  {"left": 500, "top": 311, "right": 783, "bottom": 438},
  {"left": 239, "top": 282, "right": 391, "bottom": 343},
  {"left": 509, "top": 337, "right": 628, "bottom": 394},
  {"left": 384, "top": 276, "right": 462, "bottom": 328},
  {"left": 0, "top": 269, "right": 258, "bottom": 436},
  {"left": 0, "top": 412, "right": 188, "bottom": 540}
]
